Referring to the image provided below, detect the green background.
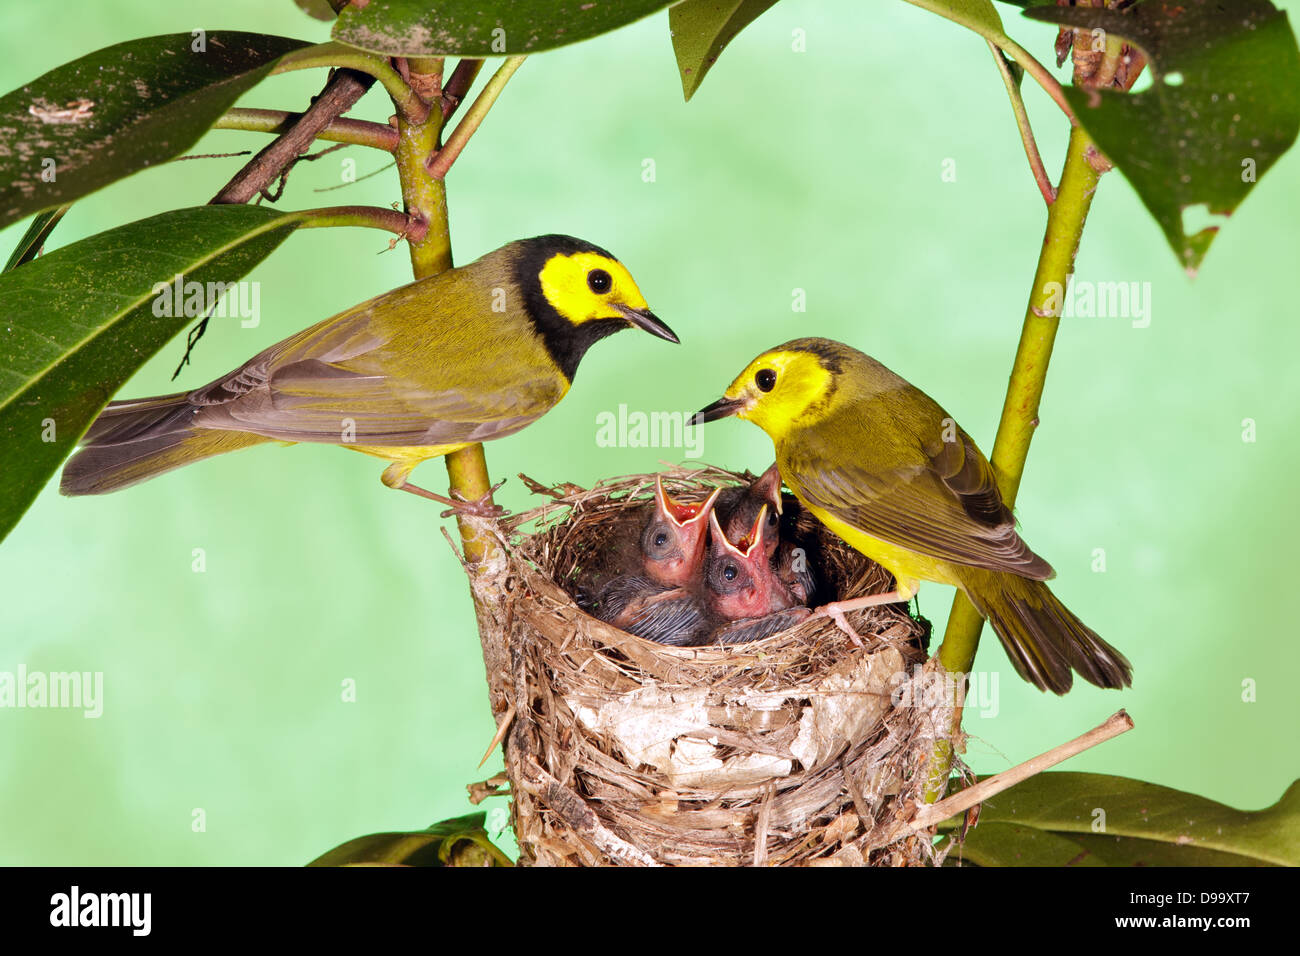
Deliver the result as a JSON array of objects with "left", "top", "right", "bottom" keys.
[{"left": 1, "top": 0, "right": 1296, "bottom": 865}]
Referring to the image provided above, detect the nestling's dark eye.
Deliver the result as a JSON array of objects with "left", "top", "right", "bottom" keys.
[
  {"left": 654, "top": 532, "right": 668, "bottom": 548},
  {"left": 723, "top": 564, "right": 738, "bottom": 581},
  {"left": 587, "top": 268, "right": 612, "bottom": 294},
  {"left": 755, "top": 368, "right": 777, "bottom": 392}
]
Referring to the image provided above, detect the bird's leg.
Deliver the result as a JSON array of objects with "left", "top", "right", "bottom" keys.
[
  {"left": 813, "top": 590, "right": 912, "bottom": 647},
  {"left": 391, "top": 478, "right": 508, "bottom": 519}
]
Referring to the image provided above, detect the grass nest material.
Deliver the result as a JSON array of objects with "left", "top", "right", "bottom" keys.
[{"left": 467, "top": 465, "right": 958, "bottom": 866}]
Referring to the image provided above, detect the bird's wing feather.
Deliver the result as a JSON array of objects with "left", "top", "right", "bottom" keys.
[
  {"left": 187, "top": 306, "right": 563, "bottom": 445},
  {"left": 784, "top": 406, "right": 1053, "bottom": 579}
]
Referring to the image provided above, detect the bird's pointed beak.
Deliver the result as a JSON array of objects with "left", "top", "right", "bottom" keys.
[
  {"left": 709, "top": 509, "right": 761, "bottom": 561},
  {"left": 744, "top": 505, "right": 774, "bottom": 555},
  {"left": 655, "top": 477, "right": 720, "bottom": 528},
  {"left": 753, "top": 463, "right": 783, "bottom": 516},
  {"left": 692, "top": 396, "right": 746, "bottom": 426},
  {"left": 615, "top": 304, "right": 678, "bottom": 344}
]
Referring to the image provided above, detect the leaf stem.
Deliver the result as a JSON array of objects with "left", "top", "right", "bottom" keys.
[
  {"left": 426, "top": 57, "right": 526, "bottom": 180},
  {"left": 273, "top": 42, "right": 426, "bottom": 122},
  {"left": 441, "top": 59, "right": 485, "bottom": 120},
  {"left": 900, "top": 0, "right": 1075, "bottom": 125},
  {"left": 215, "top": 108, "right": 398, "bottom": 151},
  {"left": 298, "top": 205, "right": 425, "bottom": 237},
  {"left": 927, "top": 124, "right": 1105, "bottom": 801},
  {"left": 987, "top": 41, "right": 1056, "bottom": 206},
  {"left": 995, "top": 35, "right": 1078, "bottom": 126}
]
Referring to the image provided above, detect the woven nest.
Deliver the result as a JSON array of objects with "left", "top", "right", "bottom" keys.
[{"left": 464, "top": 465, "right": 960, "bottom": 867}]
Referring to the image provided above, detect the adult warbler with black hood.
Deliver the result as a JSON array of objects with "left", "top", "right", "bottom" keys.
[
  {"left": 694, "top": 337, "right": 1131, "bottom": 694},
  {"left": 62, "top": 235, "right": 676, "bottom": 510}
]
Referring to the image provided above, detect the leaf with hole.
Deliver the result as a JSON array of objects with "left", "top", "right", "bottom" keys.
[{"left": 1024, "top": 0, "right": 1300, "bottom": 275}]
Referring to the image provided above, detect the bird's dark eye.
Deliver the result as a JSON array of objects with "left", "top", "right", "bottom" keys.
[
  {"left": 654, "top": 532, "right": 668, "bottom": 548},
  {"left": 587, "top": 268, "right": 612, "bottom": 294},
  {"left": 755, "top": 368, "right": 777, "bottom": 392},
  {"left": 723, "top": 564, "right": 738, "bottom": 581}
]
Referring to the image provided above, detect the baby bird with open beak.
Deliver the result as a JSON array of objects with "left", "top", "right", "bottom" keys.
[
  {"left": 640, "top": 476, "right": 721, "bottom": 587},
  {"left": 704, "top": 506, "right": 810, "bottom": 644},
  {"left": 718, "top": 464, "right": 818, "bottom": 605},
  {"left": 593, "top": 478, "right": 722, "bottom": 645}
]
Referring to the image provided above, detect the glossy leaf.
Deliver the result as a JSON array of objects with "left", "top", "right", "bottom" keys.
[
  {"left": 1024, "top": 0, "right": 1300, "bottom": 274},
  {"left": 940, "top": 772, "right": 1299, "bottom": 866},
  {"left": 333, "top": 0, "right": 674, "bottom": 56},
  {"left": 670, "top": 1, "right": 782, "bottom": 101},
  {"left": 0, "top": 205, "right": 307, "bottom": 543},
  {"left": 309, "top": 812, "right": 512, "bottom": 866},
  {"left": 0, "top": 32, "right": 308, "bottom": 229}
]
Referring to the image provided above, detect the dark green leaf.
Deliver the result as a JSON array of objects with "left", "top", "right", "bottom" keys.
[
  {"left": 309, "top": 813, "right": 513, "bottom": 866},
  {"left": 333, "top": 0, "right": 674, "bottom": 56},
  {"left": 1024, "top": 0, "right": 1300, "bottom": 274},
  {"left": 943, "top": 822, "right": 1109, "bottom": 866},
  {"left": 940, "top": 772, "right": 1300, "bottom": 866},
  {"left": 3, "top": 205, "right": 70, "bottom": 272},
  {"left": 0, "top": 32, "right": 309, "bottom": 229},
  {"left": 670, "top": 1, "right": 782, "bottom": 101},
  {"left": 0, "top": 205, "right": 306, "bottom": 543}
]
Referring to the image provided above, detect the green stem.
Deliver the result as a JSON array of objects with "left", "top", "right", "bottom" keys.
[
  {"left": 273, "top": 42, "right": 426, "bottom": 122},
  {"left": 391, "top": 60, "right": 507, "bottom": 566},
  {"left": 298, "top": 205, "right": 423, "bottom": 237},
  {"left": 441, "top": 59, "right": 484, "bottom": 119},
  {"left": 987, "top": 41, "right": 1056, "bottom": 206},
  {"left": 426, "top": 57, "right": 526, "bottom": 180},
  {"left": 214, "top": 108, "right": 398, "bottom": 151},
  {"left": 900, "top": 1, "right": 1075, "bottom": 125},
  {"left": 996, "top": 36, "right": 1078, "bottom": 126},
  {"left": 926, "top": 125, "right": 1104, "bottom": 801}
]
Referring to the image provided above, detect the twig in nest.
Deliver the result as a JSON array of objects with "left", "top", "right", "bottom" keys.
[
  {"left": 467, "top": 771, "right": 510, "bottom": 806},
  {"left": 478, "top": 702, "right": 517, "bottom": 768},
  {"left": 518, "top": 473, "right": 585, "bottom": 499},
  {"left": 518, "top": 756, "right": 661, "bottom": 867},
  {"left": 908, "top": 709, "right": 1135, "bottom": 833},
  {"left": 753, "top": 783, "right": 775, "bottom": 867}
]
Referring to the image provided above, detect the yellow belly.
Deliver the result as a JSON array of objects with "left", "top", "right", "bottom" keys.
[
  {"left": 347, "top": 442, "right": 470, "bottom": 486},
  {"left": 802, "top": 501, "right": 964, "bottom": 598}
]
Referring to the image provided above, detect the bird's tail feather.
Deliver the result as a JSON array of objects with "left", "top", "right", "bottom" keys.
[
  {"left": 963, "top": 570, "right": 1132, "bottom": 694},
  {"left": 61, "top": 393, "right": 271, "bottom": 496}
]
